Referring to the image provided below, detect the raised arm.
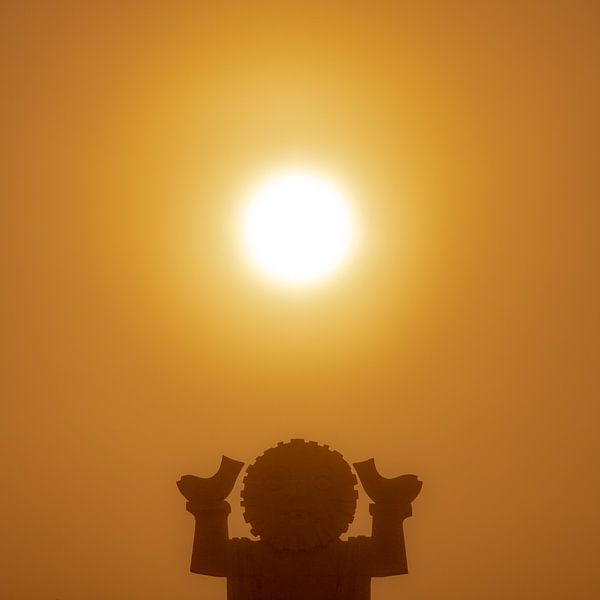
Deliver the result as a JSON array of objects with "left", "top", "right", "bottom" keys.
[
  {"left": 353, "top": 458, "right": 422, "bottom": 577},
  {"left": 369, "top": 501, "right": 412, "bottom": 576},
  {"left": 187, "top": 500, "right": 231, "bottom": 576},
  {"left": 176, "top": 456, "right": 244, "bottom": 577}
]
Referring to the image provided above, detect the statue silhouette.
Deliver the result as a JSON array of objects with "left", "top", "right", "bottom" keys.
[{"left": 177, "top": 439, "right": 422, "bottom": 599}]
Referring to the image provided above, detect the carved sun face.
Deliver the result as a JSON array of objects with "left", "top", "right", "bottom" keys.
[{"left": 241, "top": 440, "right": 358, "bottom": 551}]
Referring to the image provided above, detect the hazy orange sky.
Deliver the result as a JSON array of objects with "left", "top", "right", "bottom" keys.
[{"left": 1, "top": 2, "right": 599, "bottom": 599}]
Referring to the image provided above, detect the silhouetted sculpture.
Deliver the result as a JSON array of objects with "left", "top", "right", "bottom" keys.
[{"left": 177, "top": 439, "right": 422, "bottom": 599}]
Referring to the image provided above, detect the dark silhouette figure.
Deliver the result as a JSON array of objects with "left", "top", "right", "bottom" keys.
[{"left": 177, "top": 439, "right": 422, "bottom": 599}]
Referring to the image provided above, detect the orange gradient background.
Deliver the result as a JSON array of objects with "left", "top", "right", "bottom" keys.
[{"left": 1, "top": 2, "right": 599, "bottom": 599}]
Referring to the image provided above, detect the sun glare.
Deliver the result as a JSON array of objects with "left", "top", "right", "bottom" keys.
[{"left": 241, "top": 171, "right": 356, "bottom": 286}]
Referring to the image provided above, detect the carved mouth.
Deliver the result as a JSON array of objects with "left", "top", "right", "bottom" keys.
[{"left": 282, "top": 498, "right": 313, "bottom": 522}]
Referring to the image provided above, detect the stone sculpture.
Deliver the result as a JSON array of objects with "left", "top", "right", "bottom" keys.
[{"left": 177, "top": 439, "right": 422, "bottom": 599}]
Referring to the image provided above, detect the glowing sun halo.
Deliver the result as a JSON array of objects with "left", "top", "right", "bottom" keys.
[{"left": 241, "top": 171, "right": 356, "bottom": 286}]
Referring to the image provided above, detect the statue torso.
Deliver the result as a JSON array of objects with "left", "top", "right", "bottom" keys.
[{"left": 227, "top": 538, "right": 371, "bottom": 600}]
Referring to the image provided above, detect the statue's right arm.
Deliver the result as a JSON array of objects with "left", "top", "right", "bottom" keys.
[
  {"left": 369, "top": 502, "right": 412, "bottom": 576},
  {"left": 187, "top": 500, "right": 231, "bottom": 577}
]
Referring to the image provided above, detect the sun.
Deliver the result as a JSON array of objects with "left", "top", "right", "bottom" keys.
[{"left": 241, "top": 170, "right": 356, "bottom": 286}]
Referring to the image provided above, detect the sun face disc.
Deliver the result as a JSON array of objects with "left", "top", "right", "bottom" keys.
[{"left": 240, "top": 440, "right": 358, "bottom": 551}]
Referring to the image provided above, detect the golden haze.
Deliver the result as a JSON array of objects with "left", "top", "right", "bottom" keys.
[{"left": 1, "top": 2, "right": 599, "bottom": 599}]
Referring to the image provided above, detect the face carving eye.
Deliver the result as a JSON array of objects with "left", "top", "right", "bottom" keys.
[{"left": 261, "top": 465, "right": 289, "bottom": 491}]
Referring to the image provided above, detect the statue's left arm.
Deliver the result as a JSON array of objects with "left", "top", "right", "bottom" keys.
[
  {"left": 187, "top": 500, "right": 231, "bottom": 577},
  {"left": 352, "top": 459, "right": 422, "bottom": 578}
]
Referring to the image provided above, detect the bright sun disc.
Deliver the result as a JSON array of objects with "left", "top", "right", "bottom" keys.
[{"left": 241, "top": 171, "right": 356, "bottom": 286}]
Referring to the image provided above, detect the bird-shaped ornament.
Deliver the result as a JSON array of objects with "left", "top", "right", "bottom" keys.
[
  {"left": 177, "top": 455, "right": 245, "bottom": 504},
  {"left": 353, "top": 458, "right": 422, "bottom": 504}
]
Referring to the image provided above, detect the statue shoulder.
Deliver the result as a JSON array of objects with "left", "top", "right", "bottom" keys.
[
  {"left": 229, "top": 537, "right": 257, "bottom": 548},
  {"left": 346, "top": 536, "right": 373, "bottom": 558},
  {"left": 228, "top": 537, "right": 259, "bottom": 575},
  {"left": 347, "top": 535, "right": 371, "bottom": 545}
]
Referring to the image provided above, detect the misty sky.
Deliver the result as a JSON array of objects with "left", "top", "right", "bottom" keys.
[{"left": 1, "top": 2, "right": 599, "bottom": 599}]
